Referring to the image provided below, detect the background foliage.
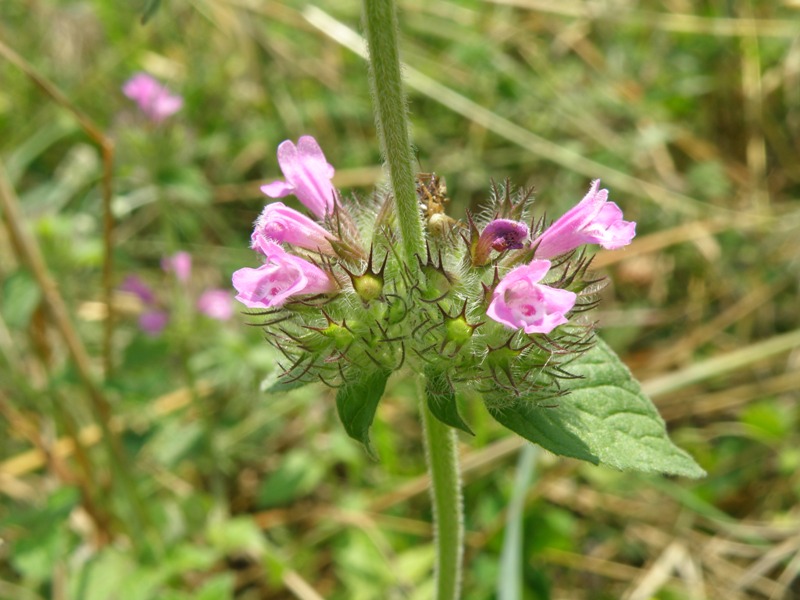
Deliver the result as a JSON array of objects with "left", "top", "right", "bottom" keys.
[{"left": 1, "top": 0, "right": 799, "bottom": 598}]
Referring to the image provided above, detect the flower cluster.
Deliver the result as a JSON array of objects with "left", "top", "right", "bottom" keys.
[
  {"left": 122, "top": 251, "right": 233, "bottom": 335},
  {"left": 233, "top": 136, "right": 635, "bottom": 411}
]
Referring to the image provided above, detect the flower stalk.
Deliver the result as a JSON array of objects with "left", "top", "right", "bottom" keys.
[
  {"left": 362, "top": 0, "right": 425, "bottom": 267},
  {"left": 420, "top": 384, "right": 464, "bottom": 600},
  {"left": 363, "top": 0, "right": 463, "bottom": 595}
]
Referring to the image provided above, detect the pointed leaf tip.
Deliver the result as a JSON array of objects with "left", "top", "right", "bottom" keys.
[
  {"left": 487, "top": 338, "right": 705, "bottom": 478},
  {"left": 335, "top": 369, "right": 391, "bottom": 459},
  {"left": 425, "top": 369, "right": 474, "bottom": 436}
]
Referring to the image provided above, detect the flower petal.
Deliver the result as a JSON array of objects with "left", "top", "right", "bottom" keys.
[
  {"left": 533, "top": 180, "right": 635, "bottom": 258},
  {"left": 486, "top": 261, "right": 576, "bottom": 334}
]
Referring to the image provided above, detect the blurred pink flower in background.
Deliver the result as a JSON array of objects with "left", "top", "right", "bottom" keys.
[
  {"left": 139, "top": 310, "right": 169, "bottom": 336},
  {"left": 120, "top": 252, "right": 233, "bottom": 335},
  {"left": 119, "top": 275, "right": 156, "bottom": 305},
  {"left": 162, "top": 251, "right": 192, "bottom": 282},
  {"left": 197, "top": 289, "right": 234, "bottom": 321},
  {"left": 122, "top": 72, "right": 183, "bottom": 123}
]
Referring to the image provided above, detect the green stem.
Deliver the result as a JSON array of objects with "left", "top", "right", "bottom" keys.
[
  {"left": 362, "top": 0, "right": 425, "bottom": 268},
  {"left": 419, "top": 378, "right": 464, "bottom": 600},
  {"left": 362, "top": 3, "right": 462, "bottom": 594}
]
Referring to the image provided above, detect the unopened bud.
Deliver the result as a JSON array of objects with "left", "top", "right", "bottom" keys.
[
  {"left": 445, "top": 316, "right": 474, "bottom": 346},
  {"left": 321, "top": 322, "right": 355, "bottom": 350},
  {"left": 352, "top": 272, "right": 384, "bottom": 303}
]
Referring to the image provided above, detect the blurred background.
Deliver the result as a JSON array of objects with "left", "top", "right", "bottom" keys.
[{"left": 1, "top": 0, "right": 799, "bottom": 598}]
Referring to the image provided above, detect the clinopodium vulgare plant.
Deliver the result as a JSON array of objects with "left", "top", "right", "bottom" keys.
[{"left": 232, "top": 136, "right": 703, "bottom": 478}]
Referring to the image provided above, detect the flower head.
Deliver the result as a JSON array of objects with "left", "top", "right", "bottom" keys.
[
  {"left": 122, "top": 73, "right": 183, "bottom": 123},
  {"left": 232, "top": 241, "right": 336, "bottom": 309},
  {"left": 252, "top": 202, "right": 335, "bottom": 255},
  {"left": 532, "top": 180, "right": 636, "bottom": 259},
  {"left": 197, "top": 289, "right": 234, "bottom": 321},
  {"left": 260, "top": 136, "right": 337, "bottom": 219},
  {"left": 486, "top": 260, "right": 576, "bottom": 334},
  {"left": 162, "top": 251, "right": 192, "bottom": 282}
]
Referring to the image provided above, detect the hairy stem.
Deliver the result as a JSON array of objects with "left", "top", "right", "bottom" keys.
[
  {"left": 362, "top": 0, "right": 425, "bottom": 268},
  {"left": 420, "top": 378, "right": 464, "bottom": 599},
  {"left": 362, "top": 3, "right": 462, "bottom": 595}
]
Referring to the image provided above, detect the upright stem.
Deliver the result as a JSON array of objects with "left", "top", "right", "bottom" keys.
[
  {"left": 362, "top": 3, "right": 463, "bottom": 596},
  {"left": 362, "top": 0, "right": 425, "bottom": 267},
  {"left": 420, "top": 385, "right": 464, "bottom": 600}
]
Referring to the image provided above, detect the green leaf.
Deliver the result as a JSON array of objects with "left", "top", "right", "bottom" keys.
[
  {"left": 487, "top": 337, "right": 705, "bottom": 478},
  {"left": 335, "top": 369, "right": 391, "bottom": 458},
  {"left": 257, "top": 449, "right": 327, "bottom": 508},
  {"left": 425, "top": 369, "right": 474, "bottom": 435}
]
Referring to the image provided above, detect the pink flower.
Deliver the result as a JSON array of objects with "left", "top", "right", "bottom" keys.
[
  {"left": 162, "top": 251, "right": 192, "bottom": 282},
  {"left": 197, "top": 289, "right": 234, "bottom": 321},
  {"left": 472, "top": 218, "right": 529, "bottom": 265},
  {"left": 252, "top": 202, "right": 335, "bottom": 255},
  {"left": 486, "top": 260, "right": 576, "bottom": 334},
  {"left": 119, "top": 275, "right": 156, "bottom": 305},
  {"left": 122, "top": 73, "right": 183, "bottom": 123},
  {"left": 139, "top": 310, "right": 169, "bottom": 335},
  {"left": 481, "top": 219, "right": 529, "bottom": 252},
  {"left": 532, "top": 180, "right": 636, "bottom": 259},
  {"left": 232, "top": 241, "right": 336, "bottom": 308},
  {"left": 260, "top": 136, "right": 337, "bottom": 219}
]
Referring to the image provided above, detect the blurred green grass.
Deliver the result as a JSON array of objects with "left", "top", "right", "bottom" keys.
[{"left": 1, "top": 0, "right": 800, "bottom": 598}]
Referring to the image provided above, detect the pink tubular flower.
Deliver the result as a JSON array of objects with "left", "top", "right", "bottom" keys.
[
  {"left": 252, "top": 202, "right": 335, "bottom": 255},
  {"left": 122, "top": 73, "right": 183, "bottom": 123},
  {"left": 197, "top": 289, "right": 234, "bottom": 321},
  {"left": 260, "top": 136, "right": 337, "bottom": 219},
  {"left": 473, "top": 218, "right": 529, "bottom": 265},
  {"left": 532, "top": 180, "right": 636, "bottom": 259},
  {"left": 481, "top": 219, "right": 529, "bottom": 252},
  {"left": 232, "top": 241, "right": 336, "bottom": 309},
  {"left": 487, "top": 260, "right": 576, "bottom": 334},
  {"left": 162, "top": 252, "right": 192, "bottom": 282}
]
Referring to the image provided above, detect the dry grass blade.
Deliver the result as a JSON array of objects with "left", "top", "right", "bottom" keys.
[
  {"left": 0, "top": 37, "right": 116, "bottom": 378},
  {"left": 0, "top": 383, "right": 211, "bottom": 479},
  {"left": 642, "top": 328, "right": 800, "bottom": 398},
  {"left": 486, "top": 0, "right": 800, "bottom": 38},
  {"left": 622, "top": 541, "right": 699, "bottom": 600}
]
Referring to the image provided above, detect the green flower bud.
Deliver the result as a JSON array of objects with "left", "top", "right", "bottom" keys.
[
  {"left": 353, "top": 271, "right": 384, "bottom": 303},
  {"left": 445, "top": 316, "right": 474, "bottom": 347},
  {"left": 321, "top": 321, "right": 355, "bottom": 350}
]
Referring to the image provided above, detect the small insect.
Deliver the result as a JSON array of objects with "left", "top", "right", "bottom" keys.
[
  {"left": 416, "top": 172, "right": 449, "bottom": 218},
  {"left": 416, "top": 172, "right": 461, "bottom": 235}
]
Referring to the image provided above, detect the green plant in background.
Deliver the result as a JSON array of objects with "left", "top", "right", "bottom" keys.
[{"left": 230, "top": 1, "right": 703, "bottom": 596}]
